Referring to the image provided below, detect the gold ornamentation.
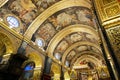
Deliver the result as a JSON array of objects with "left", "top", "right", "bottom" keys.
[
  {"left": 94, "top": 0, "right": 120, "bottom": 23},
  {"left": 105, "top": 5, "right": 120, "bottom": 17},
  {"left": 102, "top": 0, "right": 115, "bottom": 5},
  {"left": 106, "top": 26, "right": 120, "bottom": 65},
  {"left": 106, "top": 26, "right": 120, "bottom": 51}
]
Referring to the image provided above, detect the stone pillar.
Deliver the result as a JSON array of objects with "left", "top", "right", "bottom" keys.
[{"left": 41, "top": 56, "right": 52, "bottom": 79}]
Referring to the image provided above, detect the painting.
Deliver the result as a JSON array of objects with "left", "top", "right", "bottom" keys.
[
  {"left": 37, "top": 23, "right": 56, "bottom": 45},
  {"left": 70, "top": 33, "right": 82, "bottom": 43},
  {"left": 56, "top": 40, "right": 69, "bottom": 54},
  {"left": 9, "top": 0, "right": 37, "bottom": 26},
  {"left": 67, "top": 50, "right": 76, "bottom": 61},
  {"left": 77, "top": 45, "right": 88, "bottom": 52}
]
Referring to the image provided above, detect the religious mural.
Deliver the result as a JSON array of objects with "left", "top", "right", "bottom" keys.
[
  {"left": 69, "top": 33, "right": 83, "bottom": 43},
  {"left": 77, "top": 45, "right": 88, "bottom": 52},
  {"left": 32, "top": 6, "right": 96, "bottom": 50},
  {"left": 55, "top": 40, "right": 69, "bottom": 54},
  {"left": 66, "top": 45, "right": 102, "bottom": 63},
  {"left": 67, "top": 50, "right": 76, "bottom": 61},
  {"left": 0, "top": 0, "right": 61, "bottom": 34}
]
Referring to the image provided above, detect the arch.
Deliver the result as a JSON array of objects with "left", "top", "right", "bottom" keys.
[
  {"left": 20, "top": 61, "right": 35, "bottom": 80},
  {"left": 24, "top": 52, "right": 44, "bottom": 80},
  {"left": 73, "top": 55, "right": 103, "bottom": 67},
  {"left": 47, "top": 24, "right": 98, "bottom": 56},
  {"left": 27, "top": 52, "right": 43, "bottom": 68},
  {"left": 62, "top": 41, "right": 102, "bottom": 63},
  {"left": 24, "top": 0, "right": 92, "bottom": 39},
  {"left": 70, "top": 51, "right": 104, "bottom": 67}
]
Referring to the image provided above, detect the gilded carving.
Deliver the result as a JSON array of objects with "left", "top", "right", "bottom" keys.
[
  {"left": 102, "top": 0, "right": 115, "bottom": 5},
  {"left": 94, "top": 0, "right": 120, "bottom": 24},
  {"left": 105, "top": 5, "right": 120, "bottom": 17},
  {"left": 106, "top": 26, "right": 120, "bottom": 49},
  {"left": 106, "top": 25, "right": 120, "bottom": 64}
]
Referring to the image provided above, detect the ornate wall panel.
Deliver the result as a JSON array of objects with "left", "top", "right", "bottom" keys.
[
  {"left": 94, "top": 0, "right": 120, "bottom": 27},
  {"left": 106, "top": 25, "right": 120, "bottom": 65},
  {"left": 105, "top": 4, "right": 120, "bottom": 17}
]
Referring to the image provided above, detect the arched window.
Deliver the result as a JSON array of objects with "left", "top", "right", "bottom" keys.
[
  {"left": 55, "top": 53, "right": 61, "bottom": 60},
  {"left": 65, "top": 60, "right": 70, "bottom": 67},
  {"left": 35, "top": 38, "right": 45, "bottom": 48},
  {"left": 6, "top": 16, "right": 19, "bottom": 28},
  {"left": 24, "top": 64, "right": 34, "bottom": 71}
]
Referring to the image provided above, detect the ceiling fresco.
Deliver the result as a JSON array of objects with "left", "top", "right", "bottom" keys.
[
  {"left": 0, "top": 0, "right": 107, "bottom": 71},
  {"left": 0, "top": 0, "right": 61, "bottom": 34},
  {"left": 1, "top": 1, "right": 119, "bottom": 80},
  {"left": 65, "top": 45, "right": 102, "bottom": 64},
  {"left": 32, "top": 6, "right": 97, "bottom": 49}
]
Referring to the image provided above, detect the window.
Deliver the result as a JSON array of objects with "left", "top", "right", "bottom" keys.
[
  {"left": 66, "top": 60, "right": 70, "bottom": 67},
  {"left": 6, "top": 16, "right": 19, "bottom": 28},
  {"left": 24, "top": 64, "right": 34, "bottom": 71},
  {"left": 55, "top": 53, "right": 61, "bottom": 60},
  {"left": 23, "top": 63, "right": 35, "bottom": 80},
  {"left": 35, "top": 38, "right": 45, "bottom": 47}
]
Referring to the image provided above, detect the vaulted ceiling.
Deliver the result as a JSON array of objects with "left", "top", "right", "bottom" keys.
[{"left": 0, "top": 0, "right": 107, "bottom": 70}]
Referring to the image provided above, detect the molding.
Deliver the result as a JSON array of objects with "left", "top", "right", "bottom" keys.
[
  {"left": 0, "top": 22, "right": 23, "bottom": 39},
  {"left": 0, "top": 0, "right": 8, "bottom": 8}
]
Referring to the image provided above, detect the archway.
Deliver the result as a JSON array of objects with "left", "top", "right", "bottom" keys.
[
  {"left": 20, "top": 61, "right": 35, "bottom": 80},
  {"left": 22, "top": 52, "right": 44, "bottom": 80}
]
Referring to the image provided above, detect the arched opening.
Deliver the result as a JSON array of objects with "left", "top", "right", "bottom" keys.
[
  {"left": 22, "top": 62, "right": 35, "bottom": 80},
  {"left": 25, "top": 52, "right": 44, "bottom": 80}
]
